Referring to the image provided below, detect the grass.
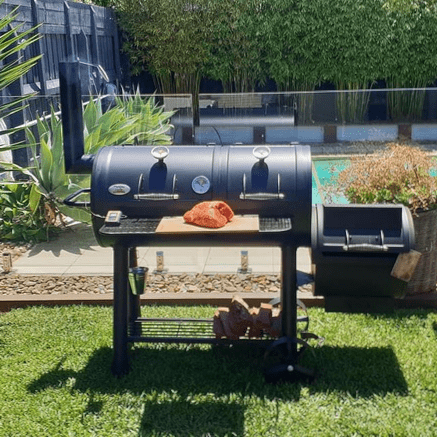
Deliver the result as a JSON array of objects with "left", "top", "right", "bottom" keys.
[{"left": 0, "top": 305, "right": 436, "bottom": 437}]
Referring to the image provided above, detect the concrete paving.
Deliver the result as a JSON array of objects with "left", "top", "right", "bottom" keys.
[{"left": 12, "top": 222, "right": 312, "bottom": 276}]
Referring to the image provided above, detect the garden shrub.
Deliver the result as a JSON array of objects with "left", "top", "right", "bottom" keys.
[
  {"left": 337, "top": 143, "right": 437, "bottom": 214},
  {"left": 0, "top": 182, "right": 58, "bottom": 242},
  {"left": 205, "top": 0, "right": 267, "bottom": 93}
]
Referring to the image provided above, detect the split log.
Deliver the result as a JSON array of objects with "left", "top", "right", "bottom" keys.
[
  {"left": 213, "top": 296, "right": 282, "bottom": 340},
  {"left": 213, "top": 307, "right": 227, "bottom": 339},
  {"left": 268, "top": 307, "right": 282, "bottom": 337},
  {"left": 249, "top": 303, "right": 273, "bottom": 338},
  {"left": 228, "top": 295, "right": 252, "bottom": 337},
  {"left": 213, "top": 298, "right": 251, "bottom": 340}
]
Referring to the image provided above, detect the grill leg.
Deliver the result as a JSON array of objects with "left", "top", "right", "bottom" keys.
[
  {"left": 263, "top": 245, "right": 315, "bottom": 383},
  {"left": 111, "top": 244, "right": 130, "bottom": 376},
  {"left": 281, "top": 244, "right": 297, "bottom": 344},
  {"left": 128, "top": 247, "right": 141, "bottom": 336}
]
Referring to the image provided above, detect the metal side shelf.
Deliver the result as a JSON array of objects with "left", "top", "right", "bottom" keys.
[{"left": 128, "top": 317, "right": 274, "bottom": 345}]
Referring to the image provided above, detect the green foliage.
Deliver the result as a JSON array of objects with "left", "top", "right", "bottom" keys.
[
  {"left": 0, "top": 2, "right": 41, "bottom": 94},
  {"left": 115, "top": 92, "right": 175, "bottom": 144},
  {"left": 117, "top": 0, "right": 212, "bottom": 96},
  {"left": 336, "top": 83, "right": 373, "bottom": 124},
  {"left": 0, "top": 0, "right": 41, "bottom": 153},
  {"left": 116, "top": 0, "right": 437, "bottom": 111},
  {"left": 338, "top": 143, "right": 437, "bottom": 213},
  {"left": 205, "top": 0, "right": 267, "bottom": 93},
  {"left": 0, "top": 182, "right": 58, "bottom": 242},
  {"left": 3, "top": 93, "right": 175, "bottom": 228},
  {"left": 24, "top": 108, "right": 92, "bottom": 225},
  {"left": 84, "top": 92, "right": 174, "bottom": 154}
]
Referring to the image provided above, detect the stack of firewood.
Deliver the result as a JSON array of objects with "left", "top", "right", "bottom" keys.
[{"left": 213, "top": 295, "right": 281, "bottom": 339}]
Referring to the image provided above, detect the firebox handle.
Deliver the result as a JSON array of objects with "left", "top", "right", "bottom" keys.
[
  {"left": 342, "top": 229, "right": 389, "bottom": 252},
  {"left": 63, "top": 188, "right": 91, "bottom": 208}
]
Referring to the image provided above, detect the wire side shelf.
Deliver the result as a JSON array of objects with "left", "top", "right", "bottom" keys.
[{"left": 128, "top": 317, "right": 274, "bottom": 345}]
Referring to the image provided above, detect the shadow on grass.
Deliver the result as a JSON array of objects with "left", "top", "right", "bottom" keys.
[
  {"left": 305, "top": 345, "right": 408, "bottom": 397},
  {"left": 28, "top": 344, "right": 272, "bottom": 436},
  {"left": 27, "top": 340, "right": 408, "bottom": 435}
]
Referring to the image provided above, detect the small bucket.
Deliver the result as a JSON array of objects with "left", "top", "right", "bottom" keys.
[{"left": 128, "top": 266, "right": 148, "bottom": 295}]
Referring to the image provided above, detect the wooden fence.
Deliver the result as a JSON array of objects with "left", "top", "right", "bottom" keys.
[{"left": 1, "top": 0, "right": 122, "bottom": 166}]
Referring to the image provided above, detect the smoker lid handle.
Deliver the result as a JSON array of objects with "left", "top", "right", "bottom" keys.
[{"left": 63, "top": 188, "right": 91, "bottom": 208}]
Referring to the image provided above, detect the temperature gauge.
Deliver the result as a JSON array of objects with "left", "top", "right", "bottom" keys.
[
  {"left": 253, "top": 145, "right": 271, "bottom": 160},
  {"left": 191, "top": 175, "right": 211, "bottom": 194},
  {"left": 151, "top": 146, "right": 169, "bottom": 161}
]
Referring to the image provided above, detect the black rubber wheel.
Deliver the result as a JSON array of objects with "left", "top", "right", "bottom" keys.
[{"left": 263, "top": 336, "right": 315, "bottom": 384}]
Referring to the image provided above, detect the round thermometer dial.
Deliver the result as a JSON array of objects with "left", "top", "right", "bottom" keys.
[
  {"left": 253, "top": 145, "right": 271, "bottom": 160},
  {"left": 151, "top": 146, "right": 169, "bottom": 160},
  {"left": 191, "top": 175, "right": 211, "bottom": 194}
]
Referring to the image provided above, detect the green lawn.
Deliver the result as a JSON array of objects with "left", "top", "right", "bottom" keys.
[{"left": 0, "top": 305, "right": 436, "bottom": 437}]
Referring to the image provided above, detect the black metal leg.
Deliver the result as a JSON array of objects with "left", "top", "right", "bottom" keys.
[
  {"left": 264, "top": 245, "right": 315, "bottom": 383},
  {"left": 111, "top": 244, "right": 130, "bottom": 376},
  {"left": 128, "top": 247, "right": 141, "bottom": 336},
  {"left": 281, "top": 244, "right": 297, "bottom": 343}
]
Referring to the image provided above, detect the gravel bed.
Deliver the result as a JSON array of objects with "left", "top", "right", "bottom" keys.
[
  {"left": 0, "top": 242, "right": 313, "bottom": 296},
  {"left": 0, "top": 273, "right": 285, "bottom": 296}
]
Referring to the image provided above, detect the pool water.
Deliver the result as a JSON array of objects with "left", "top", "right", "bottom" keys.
[
  {"left": 312, "top": 155, "right": 437, "bottom": 204},
  {"left": 312, "top": 159, "right": 350, "bottom": 204}
]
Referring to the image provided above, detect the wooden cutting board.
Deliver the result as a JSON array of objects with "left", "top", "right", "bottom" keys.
[{"left": 155, "top": 215, "right": 259, "bottom": 234}]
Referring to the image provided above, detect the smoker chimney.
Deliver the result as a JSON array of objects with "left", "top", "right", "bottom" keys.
[{"left": 59, "top": 61, "right": 94, "bottom": 174}]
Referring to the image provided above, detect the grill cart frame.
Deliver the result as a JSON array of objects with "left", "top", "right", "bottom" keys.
[{"left": 110, "top": 242, "right": 303, "bottom": 378}]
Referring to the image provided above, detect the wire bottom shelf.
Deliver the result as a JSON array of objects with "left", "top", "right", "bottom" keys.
[{"left": 128, "top": 317, "right": 274, "bottom": 345}]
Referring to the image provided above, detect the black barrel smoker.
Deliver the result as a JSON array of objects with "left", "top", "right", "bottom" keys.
[{"left": 60, "top": 61, "right": 315, "bottom": 382}]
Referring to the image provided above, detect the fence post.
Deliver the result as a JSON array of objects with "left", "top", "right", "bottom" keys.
[
  {"left": 31, "top": 0, "right": 47, "bottom": 95},
  {"left": 110, "top": 9, "right": 122, "bottom": 84},
  {"left": 64, "top": 1, "right": 75, "bottom": 59}
]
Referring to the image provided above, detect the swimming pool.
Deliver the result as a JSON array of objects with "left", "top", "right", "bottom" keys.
[
  {"left": 312, "top": 158, "right": 350, "bottom": 204},
  {"left": 312, "top": 155, "right": 437, "bottom": 204}
]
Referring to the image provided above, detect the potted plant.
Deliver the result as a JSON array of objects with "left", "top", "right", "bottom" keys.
[{"left": 337, "top": 142, "right": 437, "bottom": 295}]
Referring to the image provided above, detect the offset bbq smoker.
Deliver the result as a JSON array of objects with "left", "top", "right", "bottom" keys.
[
  {"left": 59, "top": 61, "right": 315, "bottom": 382},
  {"left": 312, "top": 204, "right": 415, "bottom": 312}
]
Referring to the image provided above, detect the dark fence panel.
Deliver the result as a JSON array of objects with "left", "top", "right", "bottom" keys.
[{"left": 1, "top": 0, "right": 122, "bottom": 166}]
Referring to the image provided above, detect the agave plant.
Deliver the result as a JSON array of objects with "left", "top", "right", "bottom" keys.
[
  {"left": 2, "top": 93, "right": 175, "bottom": 227},
  {"left": 83, "top": 92, "right": 174, "bottom": 154},
  {"left": 115, "top": 90, "right": 175, "bottom": 145}
]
